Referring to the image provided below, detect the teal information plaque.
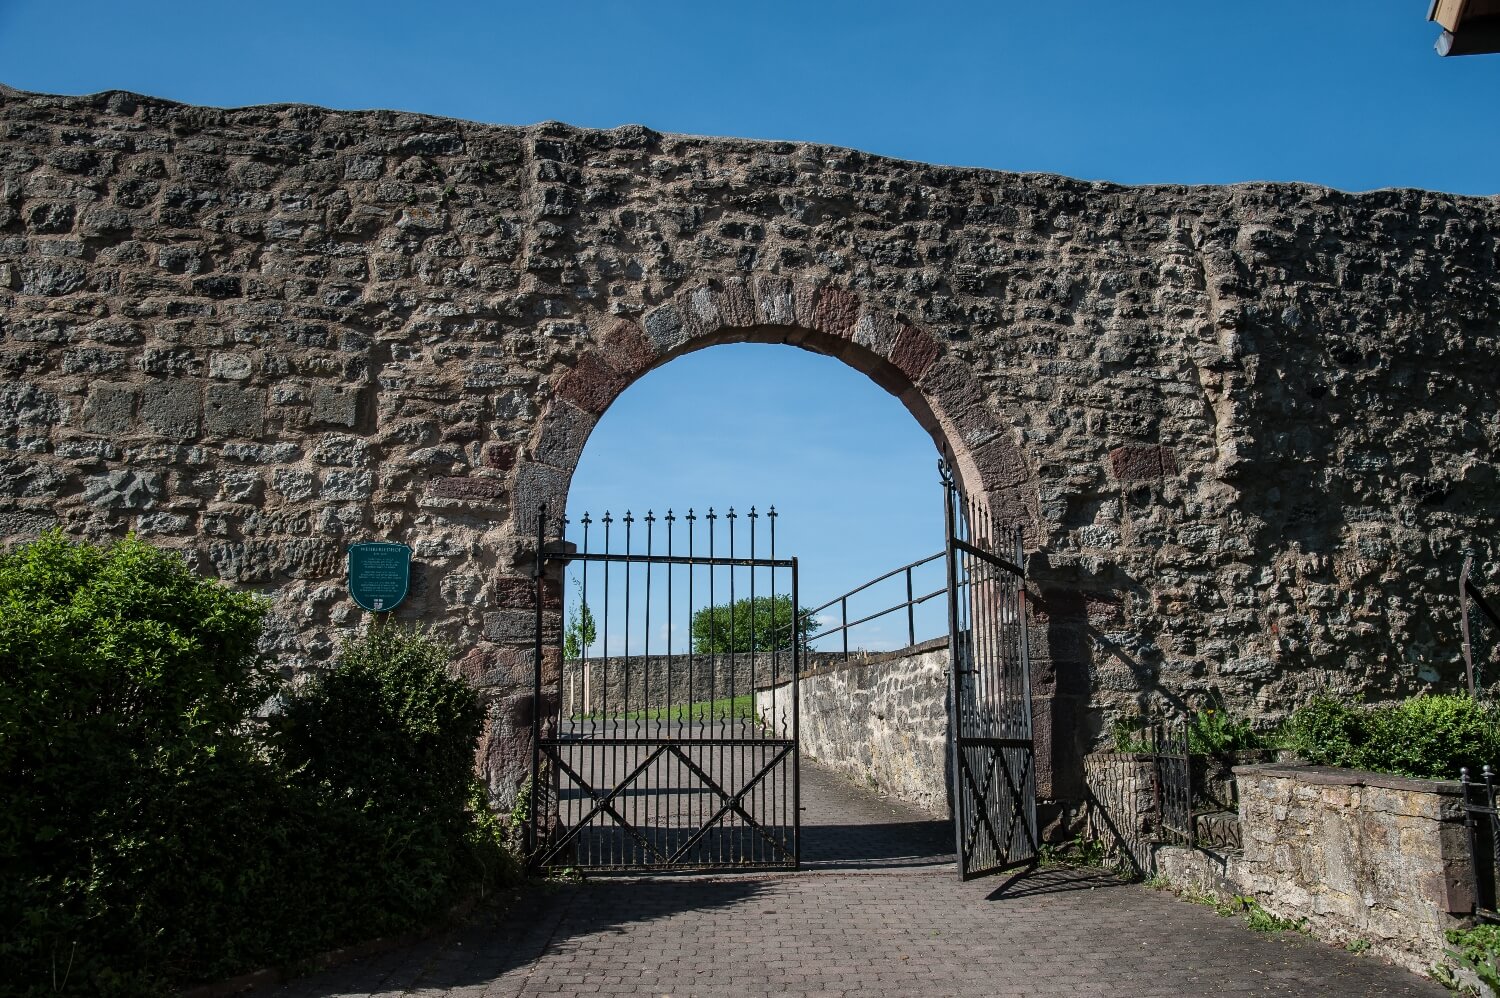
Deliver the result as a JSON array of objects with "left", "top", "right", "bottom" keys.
[{"left": 347, "top": 542, "right": 412, "bottom": 612}]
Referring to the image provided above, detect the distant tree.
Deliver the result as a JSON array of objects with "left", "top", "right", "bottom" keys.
[
  {"left": 691, "top": 594, "right": 815, "bottom": 653},
  {"left": 563, "top": 580, "right": 597, "bottom": 660}
]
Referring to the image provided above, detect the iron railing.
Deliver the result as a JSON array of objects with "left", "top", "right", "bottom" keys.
[
  {"left": 1152, "top": 723, "right": 1195, "bottom": 848},
  {"left": 805, "top": 552, "right": 946, "bottom": 658},
  {"left": 1461, "top": 553, "right": 1500, "bottom": 696},
  {"left": 1462, "top": 766, "right": 1500, "bottom": 923},
  {"left": 1084, "top": 718, "right": 1252, "bottom": 866}
]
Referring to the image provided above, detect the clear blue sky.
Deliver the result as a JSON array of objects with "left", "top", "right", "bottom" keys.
[{"left": 2, "top": 2, "right": 1494, "bottom": 650}]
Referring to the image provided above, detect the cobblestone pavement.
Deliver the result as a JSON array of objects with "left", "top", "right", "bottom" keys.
[{"left": 263, "top": 760, "right": 1447, "bottom": 997}]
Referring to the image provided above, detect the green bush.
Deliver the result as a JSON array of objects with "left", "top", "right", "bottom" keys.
[
  {"left": 1284, "top": 692, "right": 1500, "bottom": 779},
  {"left": 1, "top": 532, "right": 274, "bottom": 995},
  {"left": 271, "top": 623, "right": 505, "bottom": 926},
  {"left": 0, "top": 533, "right": 516, "bottom": 998}
]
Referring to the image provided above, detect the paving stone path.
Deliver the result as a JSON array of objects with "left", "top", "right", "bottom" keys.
[{"left": 264, "top": 760, "right": 1447, "bottom": 997}]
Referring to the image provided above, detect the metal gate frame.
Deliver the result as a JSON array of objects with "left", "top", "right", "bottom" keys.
[
  {"left": 528, "top": 503, "right": 801, "bottom": 873},
  {"left": 943, "top": 462, "right": 1039, "bottom": 879}
]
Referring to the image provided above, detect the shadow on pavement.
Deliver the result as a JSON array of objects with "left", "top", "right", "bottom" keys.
[
  {"left": 799, "top": 820, "right": 955, "bottom": 870},
  {"left": 984, "top": 864, "right": 1127, "bottom": 901},
  {"left": 258, "top": 877, "right": 774, "bottom": 997}
]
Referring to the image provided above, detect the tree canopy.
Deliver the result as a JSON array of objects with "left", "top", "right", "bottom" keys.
[{"left": 690, "top": 594, "right": 815, "bottom": 653}]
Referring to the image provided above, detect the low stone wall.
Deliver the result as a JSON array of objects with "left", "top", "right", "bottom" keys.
[
  {"left": 1085, "top": 756, "right": 1477, "bottom": 976},
  {"left": 756, "top": 639, "right": 949, "bottom": 814},
  {"left": 1232, "top": 764, "right": 1473, "bottom": 974},
  {"left": 561, "top": 653, "right": 791, "bottom": 716}
]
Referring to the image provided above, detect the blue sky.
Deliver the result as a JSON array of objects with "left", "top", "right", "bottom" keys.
[{"left": 2, "top": 2, "right": 1494, "bottom": 650}]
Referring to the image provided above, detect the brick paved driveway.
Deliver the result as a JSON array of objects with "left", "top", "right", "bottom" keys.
[{"left": 264, "top": 760, "right": 1447, "bottom": 997}]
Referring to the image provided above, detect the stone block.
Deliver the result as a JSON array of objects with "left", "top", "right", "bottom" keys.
[
  {"left": 209, "top": 352, "right": 254, "bottom": 380},
  {"left": 80, "top": 384, "right": 136, "bottom": 435},
  {"left": 0, "top": 384, "right": 64, "bottom": 431},
  {"left": 426, "top": 476, "right": 507, "bottom": 503},
  {"left": 204, "top": 384, "right": 264, "bottom": 438},
  {"left": 753, "top": 275, "right": 796, "bottom": 325},
  {"left": 83, "top": 470, "right": 163, "bottom": 510},
  {"left": 510, "top": 462, "right": 567, "bottom": 529},
  {"left": 311, "top": 385, "right": 362, "bottom": 427},
  {"left": 532, "top": 401, "right": 595, "bottom": 468},
  {"left": 918, "top": 356, "right": 1000, "bottom": 451},
  {"left": 598, "top": 318, "right": 656, "bottom": 378},
  {"left": 141, "top": 382, "right": 201, "bottom": 440},
  {"left": 812, "top": 284, "right": 860, "bottom": 338},
  {"left": 482, "top": 442, "right": 516, "bottom": 470},
  {"left": 1107, "top": 444, "right": 1179, "bottom": 482},
  {"left": 889, "top": 322, "right": 940, "bottom": 382},
  {"left": 642, "top": 303, "right": 688, "bottom": 354},
  {"left": 555, "top": 353, "right": 625, "bottom": 416},
  {"left": 482, "top": 609, "right": 534, "bottom": 642},
  {"left": 311, "top": 433, "right": 372, "bottom": 467}
]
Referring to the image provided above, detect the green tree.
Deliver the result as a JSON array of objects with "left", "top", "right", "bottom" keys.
[
  {"left": 690, "top": 593, "right": 815, "bottom": 653},
  {"left": 563, "top": 580, "right": 597, "bottom": 660}
]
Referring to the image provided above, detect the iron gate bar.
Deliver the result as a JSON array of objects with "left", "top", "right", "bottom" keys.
[
  {"left": 943, "top": 459, "right": 1039, "bottom": 880},
  {"left": 535, "top": 743, "right": 674, "bottom": 868},
  {"left": 1462, "top": 765, "right": 1500, "bottom": 923},
  {"left": 531, "top": 501, "right": 799, "bottom": 873}
]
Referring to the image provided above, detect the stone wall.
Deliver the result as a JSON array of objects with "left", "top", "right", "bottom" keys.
[
  {"left": 1233, "top": 764, "right": 1473, "bottom": 974},
  {"left": 2, "top": 84, "right": 1498, "bottom": 806},
  {"left": 561, "top": 652, "right": 793, "bottom": 716},
  {"left": 1086, "top": 759, "right": 1477, "bottom": 976},
  {"left": 756, "top": 639, "right": 950, "bottom": 814}
]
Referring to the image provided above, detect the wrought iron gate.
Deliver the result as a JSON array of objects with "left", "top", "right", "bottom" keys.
[
  {"left": 529, "top": 504, "right": 800, "bottom": 873},
  {"left": 943, "top": 463, "right": 1039, "bottom": 879}
]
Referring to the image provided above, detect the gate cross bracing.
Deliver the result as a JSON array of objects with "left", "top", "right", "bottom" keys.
[
  {"left": 528, "top": 504, "right": 800, "bottom": 873},
  {"left": 943, "top": 463, "right": 1040, "bottom": 878},
  {"left": 527, "top": 469, "right": 1038, "bottom": 879}
]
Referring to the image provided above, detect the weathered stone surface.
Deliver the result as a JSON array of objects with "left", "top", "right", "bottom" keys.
[
  {"left": 80, "top": 385, "right": 135, "bottom": 435},
  {"left": 203, "top": 384, "right": 264, "bottom": 438},
  {"left": 0, "top": 383, "right": 63, "bottom": 431},
  {"left": 0, "top": 86, "right": 1497, "bottom": 809},
  {"left": 83, "top": 470, "right": 163, "bottom": 510},
  {"left": 140, "top": 382, "right": 200, "bottom": 440},
  {"left": 758, "top": 641, "right": 950, "bottom": 814}
]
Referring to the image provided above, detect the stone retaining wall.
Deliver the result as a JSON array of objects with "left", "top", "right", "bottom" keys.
[
  {"left": 1086, "top": 757, "right": 1477, "bottom": 976},
  {"left": 560, "top": 652, "right": 799, "bottom": 716},
  {"left": 757, "top": 639, "right": 950, "bottom": 814}
]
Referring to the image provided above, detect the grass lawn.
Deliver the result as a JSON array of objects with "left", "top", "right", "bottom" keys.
[{"left": 572, "top": 694, "right": 759, "bottom": 722}]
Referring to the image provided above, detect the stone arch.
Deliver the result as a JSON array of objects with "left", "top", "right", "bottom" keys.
[{"left": 514, "top": 277, "right": 1039, "bottom": 535}]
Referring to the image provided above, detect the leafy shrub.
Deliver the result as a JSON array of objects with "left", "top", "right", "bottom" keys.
[
  {"left": 1284, "top": 693, "right": 1500, "bottom": 779},
  {"left": 1108, "top": 704, "right": 1267, "bottom": 757},
  {"left": 1187, "top": 707, "right": 1266, "bottom": 756},
  {"left": 1, "top": 534, "right": 516, "bottom": 998},
  {"left": 1, "top": 532, "right": 273, "bottom": 995},
  {"left": 271, "top": 623, "right": 506, "bottom": 926}
]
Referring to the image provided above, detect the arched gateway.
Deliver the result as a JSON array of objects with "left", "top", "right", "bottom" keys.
[
  {"left": 523, "top": 319, "right": 1039, "bottom": 877},
  {"left": 1, "top": 88, "right": 1497, "bottom": 850}
]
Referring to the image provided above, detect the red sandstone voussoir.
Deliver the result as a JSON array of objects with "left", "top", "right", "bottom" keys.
[
  {"left": 812, "top": 284, "right": 860, "bottom": 338},
  {"left": 599, "top": 318, "right": 656, "bottom": 378},
  {"left": 717, "top": 277, "right": 757, "bottom": 327},
  {"left": 889, "top": 322, "right": 940, "bottom": 381},
  {"left": 556, "top": 352, "right": 627, "bottom": 415}
]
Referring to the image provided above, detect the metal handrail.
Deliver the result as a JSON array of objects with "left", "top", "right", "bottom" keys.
[
  {"left": 1462, "top": 553, "right": 1500, "bottom": 695},
  {"left": 804, "top": 551, "right": 947, "bottom": 659}
]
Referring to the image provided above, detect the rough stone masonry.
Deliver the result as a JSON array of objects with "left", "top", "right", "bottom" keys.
[{"left": 0, "top": 85, "right": 1496, "bottom": 806}]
